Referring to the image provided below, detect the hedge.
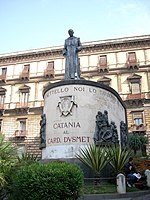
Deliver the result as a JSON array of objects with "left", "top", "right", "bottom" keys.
[{"left": 11, "top": 161, "right": 84, "bottom": 200}]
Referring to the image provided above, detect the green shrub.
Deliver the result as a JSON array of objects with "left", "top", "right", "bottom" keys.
[
  {"left": 0, "top": 134, "right": 17, "bottom": 199},
  {"left": 12, "top": 161, "right": 84, "bottom": 200},
  {"left": 0, "top": 134, "right": 17, "bottom": 187},
  {"left": 128, "top": 133, "right": 148, "bottom": 155}
]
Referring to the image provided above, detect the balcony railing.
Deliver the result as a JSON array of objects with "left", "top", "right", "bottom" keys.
[
  {"left": 19, "top": 72, "right": 30, "bottom": 80},
  {"left": 16, "top": 102, "right": 29, "bottom": 108},
  {"left": 128, "top": 124, "right": 147, "bottom": 133},
  {"left": 97, "top": 63, "right": 109, "bottom": 73},
  {"left": 120, "top": 92, "right": 150, "bottom": 101},
  {"left": 15, "top": 130, "right": 27, "bottom": 137},
  {"left": 15, "top": 101, "right": 44, "bottom": 109},
  {"left": 0, "top": 74, "right": 6, "bottom": 82},
  {"left": 44, "top": 68, "right": 55, "bottom": 78},
  {"left": 127, "top": 93, "right": 145, "bottom": 100},
  {"left": 126, "top": 59, "right": 139, "bottom": 70},
  {"left": 0, "top": 103, "right": 5, "bottom": 109}
]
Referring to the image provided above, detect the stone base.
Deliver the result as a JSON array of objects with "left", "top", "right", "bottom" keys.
[{"left": 42, "top": 80, "right": 127, "bottom": 159}]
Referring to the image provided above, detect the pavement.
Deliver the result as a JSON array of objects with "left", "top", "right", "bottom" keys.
[
  {"left": 79, "top": 190, "right": 150, "bottom": 200},
  {"left": 132, "top": 194, "right": 150, "bottom": 200}
]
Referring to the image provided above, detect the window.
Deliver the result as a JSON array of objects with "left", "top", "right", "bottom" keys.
[
  {"left": 44, "top": 61, "right": 55, "bottom": 78},
  {"left": 15, "top": 118, "right": 27, "bottom": 137},
  {"left": 128, "top": 52, "right": 136, "bottom": 63},
  {"left": 47, "top": 61, "right": 54, "bottom": 69},
  {"left": 19, "top": 85, "right": 30, "bottom": 107},
  {"left": 0, "top": 120, "right": 2, "bottom": 133},
  {"left": 0, "top": 68, "right": 7, "bottom": 81},
  {"left": 127, "top": 52, "right": 139, "bottom": 70},
  {"left": 127, "top": 74, "right": 141, "bottom": 94},
  {"left": 20, "top": 120, "right": 26, "bottom": 131},
  {"left": 20, "top": 65, "right": 30, "bottom": 80},
  {"left": 99, "top": 55, "right": 107, "bottom": 67},
  {"left": 2, "top": 68, "right": 7, "bottom": 75},
  {"left": 17, "top": 144, "right": 26, "bottom": 158},
  {"left": 0, "top": 87, "right": 6, "bottom": 107},
  {"left": 20, "top": 92, "right": 29, "bottom": 105},
  {"left": 97, "top": 55, "right": 108, "bottom": 73},
  {"left": 131, "top": 83, "right": 140, "bottom": 94},
  {"left": 23, "top": 64, "right": 30, "bottom": 72},
  {"left": 0, "top": 95, "right": 5, "bottom": 105},
  {"left": 133, "top": 112, "right": 143, "bottom": 126}
]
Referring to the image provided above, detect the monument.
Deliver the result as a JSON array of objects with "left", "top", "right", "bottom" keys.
[
  {"left": 40, "top": 30, "right": 128, "bottom": 160},
  {"left": 63, "top": 29, "right": 82, "bottom": 80}
]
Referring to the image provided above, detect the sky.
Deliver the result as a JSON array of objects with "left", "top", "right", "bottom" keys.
[{"left": 0, "top": 0, "right": 150, "bottom": 54}]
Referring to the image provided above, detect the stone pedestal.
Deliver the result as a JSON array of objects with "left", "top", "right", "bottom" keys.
[
  {"left": 42, "top": 80, "right": 127, "bottom": 160},
  {"left": 117, "top": 173, "right": 126, "bottom": 194}
]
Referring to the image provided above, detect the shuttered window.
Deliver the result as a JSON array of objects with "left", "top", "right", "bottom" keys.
[
  {"left": 133, "top": 112, "right": 143, "bottom": 126},
  {"left": 23, "top": 64, "right": 30, "bottom": 72},
  {"left": 131, "top": 83, "right": 140, "bottom": 94},
  {"left": 47, "top": 61, "right": 54, "bottom": 69},
  {"left": 128, "top": 52, "right": 136, "bottom": 62},
  {"left": 99, "top": 55, "right": 107, "bottom": 66}
]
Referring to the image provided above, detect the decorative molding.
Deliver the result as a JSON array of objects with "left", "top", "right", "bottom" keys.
[{"left": 0, "top": 36, "right": 150, "bottom": 65}]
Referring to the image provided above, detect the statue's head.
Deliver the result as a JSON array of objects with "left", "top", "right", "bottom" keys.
[
  {"left": 68, "top": 29, "right": 74, "bottom": 37},
  {"left": 104, "top": 110, "right": 108, "bottom": 115}
]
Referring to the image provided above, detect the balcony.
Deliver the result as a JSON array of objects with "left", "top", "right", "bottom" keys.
[
  {"left": 128, "top": 124, "right": 147, "bottom": 134},
  {"left": 97, "top": 63, "right": 109, "bottom": 73},
  {"left": 0, "top": 103, "right": 5, "bottom": 109},
  {"left": 44, "top": 67, "right": 55, "bottom": 78},
  {"left": 16, "top": 102, "right": 29, "bottom": 108},
  {"left": 126, "top": 59, "right": 139, "bottom": 70},
  {"left": 15, "top": 102, "right": 29, "bottom": 115},
  {"left": 19, "top": 72, "right": 30, "bottom": 80},
  {"left": 0, "top": 74, "right": 6, "bottom": 82},
  {"left": 0, "top": 103, "right": 5, "bottom": 116},
  {"left": 15, "top": 130, "right": 27, "bottom": 138},
  {"left": 127, "top": 93, "right": 145, "bottom": 100}
]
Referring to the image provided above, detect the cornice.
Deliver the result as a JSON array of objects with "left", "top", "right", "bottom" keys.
[{"left": 0, "top": 35, "right": 150, "bottom": 65}]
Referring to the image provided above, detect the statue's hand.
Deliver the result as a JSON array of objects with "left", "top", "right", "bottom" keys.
[
  {"left": 63, "top": 49, "right": 66, "bottom": 56},
  {"left": 76, "top": 47, "right": 82, "bottom": 52}
]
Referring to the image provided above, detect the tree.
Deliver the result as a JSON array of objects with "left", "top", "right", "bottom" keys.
[
  {"left": 128, "top": 133, "right": 148, "bottom": 155},
  {"left": 140, "top": 135, "right": 148, "bottom": 156}
]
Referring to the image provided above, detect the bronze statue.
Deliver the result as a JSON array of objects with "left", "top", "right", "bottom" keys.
[
  {"left": 39, "top": 114, "right": 46, "bottom": 149},
  {"left": 120, "top": 121, "right": 128, "bottom": 147},
  {"left": 93, "top": 110, "right": 119, "bottom": 145},
  {"left": 63, "top": 29, "right": 82, "bottom": 80}
]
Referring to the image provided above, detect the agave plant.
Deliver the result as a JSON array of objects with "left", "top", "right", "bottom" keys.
[
  {"left": 17, "top": 152, "right": 38, "bottom": 166},
  {"left": 76, "top": 144, "right": 109, "bottom": 177},
  {"left": 106, "top": 145, "right": 132, "bottom": 175},
  {"left": 0, "top": 134, "right": 17, "bottom": 187}
]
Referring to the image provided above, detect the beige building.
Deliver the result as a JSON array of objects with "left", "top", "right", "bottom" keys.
[{"left": 0, "top": 34, "right": 150, "bottom": 158}]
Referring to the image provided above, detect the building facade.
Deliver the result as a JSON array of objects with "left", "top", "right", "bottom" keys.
[{"left": 0, "top": 34, "right": 150, "bottom": 158}]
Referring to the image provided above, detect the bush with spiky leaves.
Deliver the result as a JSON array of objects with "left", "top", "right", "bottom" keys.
[
  {"left": 17, "top": 152, "right": 38, "bottom": 166},
  {"left": 0, "top": 134, "right": 17, "bottom": 199},
  {"left": 0, "top": 134, "right": 17, "bottom": 187},
  {"left": 106, "top": 145, "right": 132, "bottom": 175},
  {"left": 76, "top": 144, "right": 109, "bottom": 177}
]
